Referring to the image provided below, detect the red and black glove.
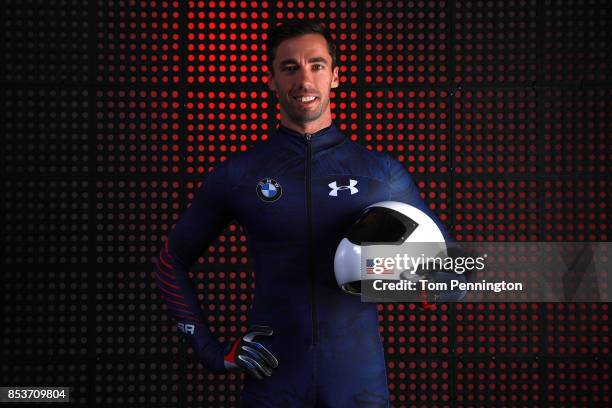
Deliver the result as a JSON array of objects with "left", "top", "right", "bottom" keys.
[{"left": 223, "top": 325, "right": 279, "bottom": 380}]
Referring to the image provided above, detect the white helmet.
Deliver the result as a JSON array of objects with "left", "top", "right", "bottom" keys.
[{"left": 334, "top": 201, "right": 447, "bottom": 295}]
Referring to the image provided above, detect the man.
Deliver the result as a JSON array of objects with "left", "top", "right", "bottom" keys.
[{"left": 155, "top": 20, "right": 454, "bottom": 407}]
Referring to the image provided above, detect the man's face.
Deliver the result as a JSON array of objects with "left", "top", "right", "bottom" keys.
[{"left": 267, "top": 33, "right": 339, "bottom": 127}]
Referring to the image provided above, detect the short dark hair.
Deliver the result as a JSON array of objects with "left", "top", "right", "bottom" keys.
[{"left": 266, "top": 20, "right": 337, "bottom": 75}]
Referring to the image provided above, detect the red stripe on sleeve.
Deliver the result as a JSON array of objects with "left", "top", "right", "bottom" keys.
[{"left": 155, "top": 259, "right": 176, "bottom": 281}]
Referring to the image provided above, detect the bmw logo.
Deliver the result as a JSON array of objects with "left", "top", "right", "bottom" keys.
[{"left": 256, "top": 178, "right": 283, "bottom": 202}]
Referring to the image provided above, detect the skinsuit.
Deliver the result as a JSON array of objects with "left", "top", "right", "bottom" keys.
[{"left": 155, "top": 122, "right": 460, "bottom": 407}]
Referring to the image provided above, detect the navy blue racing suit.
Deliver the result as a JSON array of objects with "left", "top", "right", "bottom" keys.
[{"left": 155, "top": 123, "right": 457, "bottom": 407}]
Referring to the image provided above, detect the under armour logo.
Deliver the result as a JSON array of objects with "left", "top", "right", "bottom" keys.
[{"left": 328, "top": 179, "right": 359, "bottom": 196}]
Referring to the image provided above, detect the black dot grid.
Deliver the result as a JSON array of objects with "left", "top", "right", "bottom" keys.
[
  {"left": 2, "top": 180, "right": 89, "bottom": 264},
  {"left": 0, "top": 1, "right": 610, "bottom": 407},
  {"left": 330, "top": 89, "right": 361, "bottom": 142},
  {"left": 545, "top": 303, "right": 610, "bottom": 355},
  {"left": 2, "top": 1, "right": 89, "bottom": 83},
  {"left": 184, "top": 366, "right": 242, "bottom": 407},
  {"left": 454, "top": 179, "right": 540, "bottom": 241},
  {"left": 2, "top": 89, "right": 89, "bottom": 175},
  {"left": 544, "top": 359, "right": 610, "bottom": 405},
  {"left": 95, "top": 0, "right": 181, "bottom": 84},
  {"left": 455, "top": 359, "right": 541, "bottom": 405},
  {"left": 95, "top": 89, "right": 181, "bottom": 175},
  {"left": 454, "top": 89, "right": 538, "bottom": 175},
  {"left": 362, "top": 90, "right": 451, "bottom": 175},
  {"left": 95, "top": 179, "right": 175, "bottom": 264},
  {"left": 456, "top": 303, "right": 541, "bottom": 355},
  {"left": 543, "top": 179, "right": 609, "bottom": 241},
  {"left": 386, "top": 359, "right": 452, "bottom": 406},
  {"left": 0, "top": 363, "right": 88, "bottom": 406},
  {"left": 379, "top": 303, "right": 453, "bottom": 356},
  {"left": 543, "top": 89, "right": 610, "bottom": 175},
  {"left": 1, "top": 269, "right": 88, "bottom": 357},
  {"left": 95, "top": 269, "right": 160, "bottom": 356},
  {"left": 93, "top": 361, "right": 181, "bottom": 405},
  {"left": 186, "top": 1, "right": 271, "bottom": 85},
  {"left": 414, "top": 178, "right": 452, "bottom": 228},
  {"left": 543, "top": 0, "right": 610, "bottom": 82},
  {"left": 364, "top": 1, "right": 448, "bottom": 85},
  {"left": 185, "top": 90, "right": 271, "bottom": 174},
  {"left": 454, "top": 1, "right": 538, "bottom": 84}
]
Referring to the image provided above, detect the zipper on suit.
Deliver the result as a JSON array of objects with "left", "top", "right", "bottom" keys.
[{"left": 305, "top": 133, "right": 318, "bottom": 345}]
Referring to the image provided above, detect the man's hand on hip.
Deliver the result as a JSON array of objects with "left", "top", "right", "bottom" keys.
[{"left": 223, "top": 325, "right": 279, "bottom": 380}]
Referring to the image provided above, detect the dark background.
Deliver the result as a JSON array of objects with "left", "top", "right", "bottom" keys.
[{"left": 1, "top": 0, "right": 610, "bottom": 407}]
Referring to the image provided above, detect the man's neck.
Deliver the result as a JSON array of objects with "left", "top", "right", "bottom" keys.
[{"left": 279, "top": 118, "right": 332, "bottom": 135}]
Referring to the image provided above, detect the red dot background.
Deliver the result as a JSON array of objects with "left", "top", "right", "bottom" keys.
[{"left": 1, "top": 1, "right": 610, "bottom": 407}]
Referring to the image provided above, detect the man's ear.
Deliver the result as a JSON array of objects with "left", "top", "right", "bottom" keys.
[
  {"left": 331, "top": 65, "right": 340, "bottom": 89},
  {"left": 267, "top": 70, "right": 276, "bottom": 93}
]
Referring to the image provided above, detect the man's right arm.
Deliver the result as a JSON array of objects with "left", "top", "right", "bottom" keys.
[{"left": 154, "top": 166, "right": 231, "bottom": 373}]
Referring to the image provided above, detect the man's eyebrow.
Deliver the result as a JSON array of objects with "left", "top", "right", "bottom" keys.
[{"left": 279, "top": 57, "right": 329, "bottom": 66}]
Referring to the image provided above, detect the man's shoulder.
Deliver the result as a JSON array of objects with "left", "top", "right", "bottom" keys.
[
  {"left": 338, "top": 138, "right": 395, "bottom": 166},
  {"left": 328, "top": 137, "right": 397, "bottom": 182},
  {"left": 205, "top": 137, "right": 277, "bottom": 181}
]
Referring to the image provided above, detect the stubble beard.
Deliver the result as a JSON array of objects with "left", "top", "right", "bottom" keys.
[{"left": 280, "top": 93, "right": 330, "bottom": 125}]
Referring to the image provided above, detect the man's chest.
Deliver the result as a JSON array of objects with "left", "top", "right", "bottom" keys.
[{"left": 229, "top": 158, "right": 390, "bottom": 241}]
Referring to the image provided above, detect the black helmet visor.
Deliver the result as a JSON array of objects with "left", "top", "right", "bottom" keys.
[{"left": 346, "top": 207, "right": 419, "bottom": 245}]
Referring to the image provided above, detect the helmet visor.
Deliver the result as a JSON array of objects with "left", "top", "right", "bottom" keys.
[{"left": 346, "top": 207, "right": 419, "bottom": 245}]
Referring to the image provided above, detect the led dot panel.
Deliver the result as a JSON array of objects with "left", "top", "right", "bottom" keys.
[
  {"left": 414, "top": 179, "right": 452, "bottom": 226},
  {"left": 2, "top": 180, "right": 89, "bottom": 264},
  {"left": 454, "top": 1, "right": 537, "bottom": 84},
  {"left": 94, "top": 361, "right": 181, "bottom": 405},
  {"left": 153, "top": 295, "right": 185, "bottom": 359},
  {"left": 1, "top": 1, "right": 610, "bottom": 407},
  {"left": 186, "top": 1, "right": 270, "bottom": 85},
  {"left": 364, "top": 1, "right": 448, "bottom": 84},
  {"left": 185, "top": 367, "right": 242, "bottom": 407},
  {"left": 453, "top": 179, "right": 539, "bottom": 241},
  {"left": 2, "top": 1, "right": 89, "bottom": 82},
  {"left": 2, "top": 88, "right": 89, "bottom": 175},
  {"left": 456, "top": 303, "right": 541, "bottom": 355},
  {"left": 96, "top": 1, "right": 181, "bottom": 84},
  {"left": 543, "top": 0, "right": 610, "bottom": 82},
  {"left": 387, "top": 359, "right": 451, "bottom": 406},
  {"left": 95, "top": 89, "right": 181, "bottom": 175},
  {"left": 379, "top": 303, "right": 452, "bottom": 356},
  {"left": 545, "top": 303, "right": 610, "bottom": 355},
  {"left": 185, "top": 90, "right": 271, "bottom": 174},
  {"left": 95, "top": 269, "right": 160, "bottom": 356},
  {"left": 454, "top": 89, "right": 538, "bottom": 175},
  {"left": 543, "top": 179, "right": 609, "bottom": 241},
  {"left": 330, "top": 89, "right": 361, "bottom": 141},
  {"left": 191, "top": 266, "right": 253, "bottom": 342},
  {"left": 95, "top": 180, "right": 175, "bottom": 264},
  {"left": 362, "top": 90, "right": 450, "bottom": 174},
  {"left": 456, "top": 359, "right": 541, "bottom": 405},
  {"left": 1, "top": 269, "right": 88, "bottom": 358},
  {"left": 544, "top": 359, "right": 610, "bottom": 405},
  {"left": 0, "top": 362, "right": 88, "bottom": 406},
  {"left": 543, "top": 89, "right": 610, "bottom": 174}
]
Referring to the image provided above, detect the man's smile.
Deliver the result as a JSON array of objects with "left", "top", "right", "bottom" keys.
[{"left": 292, "top": 95, "right": 319, "bottom": 107}]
